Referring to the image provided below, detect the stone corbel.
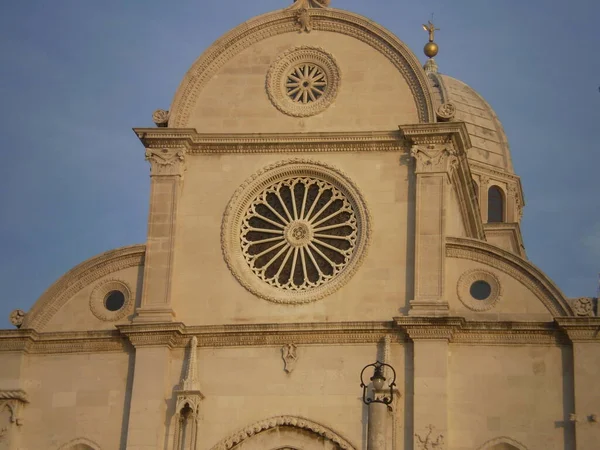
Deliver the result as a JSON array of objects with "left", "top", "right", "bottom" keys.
[
  {"left": 556, "top": 317, "right": 600, "bottom": 342},
  {"left": 0, "top": 390, "right": 29, "bottom": 427},
  {"left": 145, "top": 148, "right": 186, "bottom": 177}
]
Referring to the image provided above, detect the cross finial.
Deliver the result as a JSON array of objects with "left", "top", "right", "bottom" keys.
[{"left": 422, "top": 20, "right": 440, "bottom": 43}]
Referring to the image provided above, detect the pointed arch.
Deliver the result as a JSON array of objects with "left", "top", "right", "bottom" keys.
[
  {"left": 57, "top": 437, "right": 101, "bottom": 450},
  {"left": 210, "top": 416, "right": 356, "bottom": 450},
  {"left": 477, "top": 436, "right": 529, "bottom": 450}
]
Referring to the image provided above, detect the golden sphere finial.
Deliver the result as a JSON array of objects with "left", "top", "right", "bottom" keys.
[
  {"left": 424, "top": 42, "right": 439, "bottom": 58},
  {"left": 422, "top": 20, "right": 440, "bottom": 59}
]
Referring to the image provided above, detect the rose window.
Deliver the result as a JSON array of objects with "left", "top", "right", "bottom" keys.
[
  {"left": 241, "top": 178, "right": 357, "bottom": 290},
  {"left": 285, "top": 64, "right": 327, "bottom": 104}
]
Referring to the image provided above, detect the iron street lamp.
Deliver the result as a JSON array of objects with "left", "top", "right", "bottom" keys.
[{"left": 360, "top": 361, "right": 397, "bottom": 406}]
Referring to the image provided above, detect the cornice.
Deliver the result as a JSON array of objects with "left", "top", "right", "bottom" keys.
[
  {"left": 399, "top": 122, "right": 472, "bottom": 150},
  {"left": 133, "top": 129, "right": 408, "bottom": 154},
  {"left": 3, "top": 320, "right": 596, "bottom": 353},
  {"left": 446, "top": 237, "right": 573, "bottom": 317},
  {"left": 555, "top": 317, "right": 600, "bottom": 342},
  {"left": 0, "top": 329, "right": 128, "bottom": 354},
  {"left": 22, "top": 244, "right": 145, "bottom": 331}
]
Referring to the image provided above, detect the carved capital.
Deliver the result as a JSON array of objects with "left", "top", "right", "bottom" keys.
[
  {"left": 145, "top": 148, "right": 186, "bottom": 177},
  {"left": 479, "top": 175, "right": 490, "bottom": 188},
  {"left": 411, "top": 144, "right": 458, "bottom": 176}
]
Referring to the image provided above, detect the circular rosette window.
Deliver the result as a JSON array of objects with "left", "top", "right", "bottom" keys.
[
  {"left": 222, "top": 160, "right": 370, "bottom": 304},
  {"left": 266, "top": 46, "right": 341, "bottom": 117}
]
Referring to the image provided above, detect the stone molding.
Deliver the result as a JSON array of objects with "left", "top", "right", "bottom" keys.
[
  {"left": 395, "top": 317, "right": 464, "bottom": 341},
  {"left": 456, "top": 269, "right": 502, "bottom": 312},
  {"left": 210, "top": 416, "right": 356, "bottom": 450},
  {"left": 3, "top": 319, "right": 596, "bottom": 353},
  {"left": 89, "top": 279, "right": 134, "bottom": 322},
  {"left": 446, "top": 237, "right": 573, "bottom": 317},
  {"left": 221, "top": 158, "right": 371, "bottom": 304},
  {"left": 134, "top": 128, "right": 408, "bottom": 154},
  {"left": 555, "top": 317, "right": 600, "bottom": 342},
  {"left": 476, "top": 436, "right": 529, "bottom": 450},
  {"left": 266, "top": 46, "right": 341, "bottom": 117},
  {"left": 410, "top": 144, "right": 458, "bottom": 175},
  {"left": 0, "top": 329, "right": 129, "bottom": 354},
  {"left": 168, "top": 8, "right": 434, "bottom": 126},
  {"left": 22, "top": 244, "right": 145, "bottom": 331},
  {"left": 57, "top": 437, "right": 102, "bottom": 450}
]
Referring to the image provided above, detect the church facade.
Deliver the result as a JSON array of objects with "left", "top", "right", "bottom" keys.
[{"left": 1, "top": 2, "right": 599, "bottom": 450}]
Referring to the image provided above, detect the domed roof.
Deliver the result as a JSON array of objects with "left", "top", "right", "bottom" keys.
[{"left": 428, "top": 72, "right": 514, "bottom": 173}]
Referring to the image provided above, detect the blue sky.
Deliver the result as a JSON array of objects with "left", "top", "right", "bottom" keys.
[{"left": 1, "top": 0, "right": 599, "bottom": 328}]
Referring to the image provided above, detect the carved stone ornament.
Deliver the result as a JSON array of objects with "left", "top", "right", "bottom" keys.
[
  {"left": 222, "top": 159, "right": 371, "bottom": 304},
  {"left": 145, "top": 148, "right": 186, "bottom": 177},
  {"left": 211, "top": 416, "right": 355, "bottom": 450},
  {"left": 266, "top": 46, "right": 341, "bottom": 118},
  {"left": 89, "top": 279, "right": 134, "bottom": 322},
  {"left": 295, "top": 8, "right": 312, "bottom": 33},
  {"left": 415, "top": 425, "right": 444, "bottom": 450},
  {"left": 410, "top": 144, "right": 458, "bottom": 175},
  {"left": 0, "top": 390, "right": 29, "bottom": 427},
  {"left": 282, "top": 343, "right": 298, "bottom": 373},
  {"left": 436, "top": 102, "right": 456, "bottom": 121},
  {"left": 572, "top": 297, "right": 594, "bottom": 317},
  {"left": 152, "top": 109, "right": 169, "bottom": 127},
  {"left": 289, "top": 0, "right": 330, "bottom": 9},
  {"left": 457, "top": 269, "right": 502, "bottom": 312},
  {"left": 9, "top": 310, "right": 25, "bottom": 328}
]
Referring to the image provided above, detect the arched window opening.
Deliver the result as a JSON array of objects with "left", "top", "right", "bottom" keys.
[{"left": 488, "top": 186, "right": 504, "bottom": 223}]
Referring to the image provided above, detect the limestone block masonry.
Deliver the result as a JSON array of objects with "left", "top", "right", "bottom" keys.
[{"left": 0, "top": 2, "right": 598, "bottom": 450}]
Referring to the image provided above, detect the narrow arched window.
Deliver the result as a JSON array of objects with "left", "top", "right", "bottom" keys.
[{"left": 488, "top": 186, "right": 504, "bottom": 223}]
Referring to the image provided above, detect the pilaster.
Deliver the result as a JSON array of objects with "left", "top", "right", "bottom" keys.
[
  {"left": 395, "top": 317, "right": 462, "bottom": 450},
  {"left": 556, "top": 318, "right": 600, "bottom": 449},
  {"left": 135, "top": 147, "right": 186, "bottom": 322},
  {"left": 120, "top": 323, "right": 184, "bottom": 450}
]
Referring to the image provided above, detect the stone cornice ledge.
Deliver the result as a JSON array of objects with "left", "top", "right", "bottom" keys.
[
  {"left": 0, "top": 329, "right": 128, "bottom": 354},
  {"left": 117, "top": 322, "right": 186, "bottom": 348},
  {"left": 395, "top": 317, "right": 570, "bottom": 345},
  {"left": 555, "top": 317, "right": 600, "bottom": 342},
  {"left": 133, "top": 129, "right": 408, "bottom": 154}
]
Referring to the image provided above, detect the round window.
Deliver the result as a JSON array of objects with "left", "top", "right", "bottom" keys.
[
  {"left": 469, "top": 280, "right": 492, "bottom": 300},
  {"left": 457, "top": 270, "right": 501, "bottom": 311},
  {"left": 266, "top": 46, "right": 341, "bottom": 117},
  {"left": 104, "top": 290, "right": 126, "bottom": 311},
  {"left": 222, "top": 159, "right": 370, "bottom": 304},
  {"left": 90, "top": 279, "right": 133, "bottom": 321}
]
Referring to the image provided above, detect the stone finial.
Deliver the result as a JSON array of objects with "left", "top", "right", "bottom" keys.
[
  {"left": 9, "top": 310, "right": 25, "bottom": 328},
  {"left": 152, "top": 109, "right": 169, "bottom": 127},
  {"left": 289, "top": 0, "right": 330, "bottom": 9}
]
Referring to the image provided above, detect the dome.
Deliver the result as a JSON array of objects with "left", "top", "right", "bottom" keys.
[{"left": 428, "top": 72, "right": 514, "bottom": 173}]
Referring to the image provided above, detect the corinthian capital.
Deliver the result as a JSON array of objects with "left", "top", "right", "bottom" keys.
[
  {"left": 145, "top": 148, "right": 186, "bottom": 177},
  {"left": 410, "top": 144, "right": 458, "bottom": 175}
]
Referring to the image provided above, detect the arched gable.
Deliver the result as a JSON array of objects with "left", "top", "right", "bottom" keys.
[
  {"left": 211, "top": 416, "right": 356, "bottom": 450},
  {"left": 169, "top": 7, "right": 435, "bottom": 127},
  {"left": 477, "top": 436, "right": 529, "bottom": 450},
  {"left": 22, "top": 245, "right": 145, "bottom": 331},
  {"left": 446, "top": 237, "right": 573, "bottom": 317}
]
